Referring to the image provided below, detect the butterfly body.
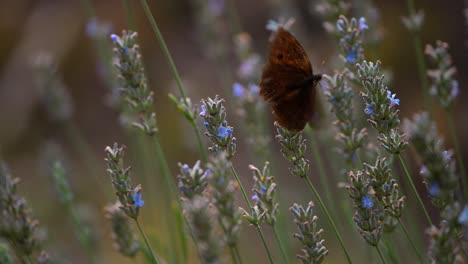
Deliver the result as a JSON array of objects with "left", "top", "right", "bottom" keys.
[{"left": 260, "top": 28, "right": 321, "bottom": 131}]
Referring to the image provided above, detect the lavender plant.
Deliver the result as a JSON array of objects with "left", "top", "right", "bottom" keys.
[
  {"left": 0, "top": 162, "right": 48, "bottom": 263},
  {"left": 291, "top": 202, "right": 328, "bottom": 264},
  {"left": 105, "top": 202, "right": 140, "bottom": 258}
]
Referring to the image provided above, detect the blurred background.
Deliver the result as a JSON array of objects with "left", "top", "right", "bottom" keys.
[{"left": 0, "top": 0, "right": 467, "bottom": 263}]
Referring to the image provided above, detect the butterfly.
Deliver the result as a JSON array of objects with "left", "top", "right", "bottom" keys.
[{"left": 259, "top": 27, "right": 322, "bottom": 131}]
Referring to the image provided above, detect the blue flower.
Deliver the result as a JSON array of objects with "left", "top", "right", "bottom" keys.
[
  {"left": 387, "top": 91, "right": 400, "bottom": 106},
  {"left": 359, "top": 17, "right": 369, "bottom": 31},
  {"left": 182, "top": 164, "right": 190, "bottom": 173},
  {"left": 384, "top": 183, "right": 391, "bottom": 190},
  {"left": 203, "top": 168, "right": 212, "bottom": 177},
  {"left": 429, "top": 182, "right": 440, "bottom": 196},
  {"left": 458, "top": 205, "right": 468, "bottom": 225},
  {"left": 110, "top": 34, "right": 119, "bottom": 43},
  {"left": 251, "top": 193, "right": 259, "bottom": 202},
  {"left": 346, "top": 48, "right": 357, "bottom": 64},
  {"left": 362, "top": 195, "right": 374, "bottom": 209},
  {"left": 364, "top": 105, "right": 374, "bottom": 115},
  {"left": 336, "top": 20, "right": 345, "bottom": 33},
  {"left": 249, "top": 84, "right": 260, "bottom": 95},
  {"left": 199, "top": 104, "right": 207, "bottom": 116},
  {"left": 133, "top": 192, "right": 144, "bottom": 208},
  {"left": 203, "top": 121, "right": 209, "bottom": 127},
  {"left": 260, "top": 185, "right": 267, "bottom": 193},
  {"left": 451, "top": 80, "right": 459, "bottom": 98},
  {"left": 442, "top": 150, "right": 452, "bottom": 161},
  {"left": 233, "top": 83, "right": 245, "bottom": 97},
  {"left": 217, "top": 125, "right": 232, "bottom": 137}
]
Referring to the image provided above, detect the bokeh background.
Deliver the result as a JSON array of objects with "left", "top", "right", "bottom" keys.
[{"left": 0, "top": 0, "right": 467, "bottom": 263}]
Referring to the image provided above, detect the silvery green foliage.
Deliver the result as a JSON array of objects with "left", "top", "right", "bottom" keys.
[
  {"left": 275, "top": 123, "right": 309, "bottom": 178},
  {"left": 425, "top": 41, "right": 459, "bottom": 110},
  {"left": 111, "top": 30, "right": 157, "bottom": 135},
  {"left": 207, "top": 154, "right": 241, "bottom": 246},
  {"left": 248, "top": 162, "right": 279, "bottom": 226},
  {"left": 357, "top": 61, "right": 408, "bottom": 155},
  {"left": 364, "top": 157, "right": 405, "bottom": 232},
  {"left": 347, "top": 170, "right": 382, "bottom": 246},
  {"left": 104, "top": 143, "right": 143, "bottom": 219},
  {"left": 427, "top": 221, "right": 462, "bottom": 264},
  {"left": 404, "top": 112, "right": 458, "bottom": 209},
  {"left": 33, "top": 53, "right": 73, "bottom": 123},
  {"left": 0, "top": 162, "right": 46, "bottom": 261},
  {"left": 168, "top": 95, "right": 198, "bottom": 126},
  {"left": 200, "top": 96, "right": 236, "bottom": 159},
  {"left": 323, "top": 72, "right": 367, "bottom": 166},
  {"left": 177, "top": 160, "right": 210, "bottom": 200},
  {"left": 184, "top": 196, "right": 220, "bottom": 264},
  {"left": 291, "top": 202, "right": 328, "bottom": 264},
  {"left": 105, "top": 202, "right": 139, "bottom": 258}
]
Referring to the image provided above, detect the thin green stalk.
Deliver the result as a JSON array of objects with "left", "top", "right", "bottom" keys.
[
  {"left": 136, "top": 220, "right": 161, "bottom": 264},
  {"left": 233, "top": 245, "right": 243, "bottom": 264},
  {"left": 397, "top": 154, "right": 432, "bottom": 225},
  {"left": 406, "top": 0, "right": 432, "bottom": 116},
  {"left": 229, "top": 246, "right": 238, "bottom": 264},
  {"left": 122, "top": 0, "right": 137, "bottom": 31},
  {"left": 304, "top": 177, "right": 353, "bottom": 263},
  {"left": 305, "top": 127, "right": 332, "bottom": 209},
  {"left": 273, "top": 225, "right": 290, "bottom": 264},
  {"left": 375, "top": 244, "right": 387, "bottom": 264},
  {"left": 447, "top": 112, "right": 468, "bottom": 200},
  {"left": 228, "top": 162, "right": 274, "bottom": 263},
  {"left": 25, "top": 255, "right": 33, "bottom": 264},
  {"left": 257, "top": 226, "right": 275, "bottom": 264},
  {"left": 151, "top": 136, "right": 182, "bottom": 263},
  {"left": 68, "top": 205, "right": 96, "bottom": 264},
  {"left": 139, "top": 0, "right": 208, "bottom": 162},
  {"left": 398, "top": 218, "right": 424, "bottom": 263},
  {"left": 382, "top": 238, "right": 398, "bottom": 264}
]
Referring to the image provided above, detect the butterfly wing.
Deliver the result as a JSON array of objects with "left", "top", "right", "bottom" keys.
[{"left": 259, "top": 27, "right": 319, "bottom": 131}]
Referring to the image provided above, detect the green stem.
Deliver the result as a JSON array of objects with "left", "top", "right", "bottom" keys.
[
  {"left": 151, "top": 136, "right": 182, "bottom": 263},
  {"left": 139, "top": 0, "right": 208, "bottom": 162},
  {"left": 382, "top": 238, "right": 398, "bottom": 264},
  {"left": 136, "top": 220, "right": 161, "bottom": 264},
  {"left": 273, "top": 224, "right": 290, "bottom": 264},
  {"left": 122, "top": 0, "right": 137, "bottom": 31},
  {"left": 397, "top": 154, "right": 432, "bottom": 225},
  {"left": 406, "top": 0, "right": 432, "bottom": 116},
  {"left": 304, "top": 177, "right": 352, "bottom": 263},
  {"left": 68, "top": 205, "right": 96, "bottom": 263},
  {"left": 229, "top": 246, "right": 238, "bottom": 264},
  {"left": 447, "top": 112, "right": 468, "bottom": 200},
  {"left": 305, "top": 127, "right": 332, "bottom": 209},
  {"left": 228, "top": 162, "right": 274, "bottom": 263},
  {"left": 256, "top": 225, "right": 275, "bottom": 264},
  {"left": 398, "top": 218, "right": 424, "bottom": 263},
  {"left": 375, "top": 243, "right": 387, "bottom": 264},
  {"left": 233, "top": 245, "right": 244, "bottom": 264}
]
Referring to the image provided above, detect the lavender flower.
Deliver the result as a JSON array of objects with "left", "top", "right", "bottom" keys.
[
  {"left": 0, "top": 162, "right": 47, "bottom": 261},
  {"left": 275, "top": 122, "right": 309, "bottom": 178},
  {"left": 425, "top": 41, "right": 459, "bottom": 110},
  {"left": 105, "top": 143, "right": 144, "bottom": 219},
  {"left": 336, "top": 16, "right": 367, "bottom": 70},
  {"left": 291, "top": 202, "right": 328, "bottom": 264},
  {"left": 105, "top": 202, "right": 139, "bottom": 258},
  {"left": 177, "top": 160, "right": 209, "bottom": 199},
  {"left": 314, "top": 0, "right": 350, "bottom": 33},
  {"left": 248, "top": 162, "right": 279, "bottom": 226},
  {"left": 200, "top": 96, "right": 236, "bottom": 159},
  {"left": 111, "top": 30, "right": 157, "bottom": 135}
]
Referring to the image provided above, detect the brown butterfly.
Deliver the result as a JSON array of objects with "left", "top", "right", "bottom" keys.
[{"left": 259, "top": 27, "right": 322, "bottom": 131}]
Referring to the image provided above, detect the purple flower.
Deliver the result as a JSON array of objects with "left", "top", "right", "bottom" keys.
[
  {"left": 451, "top": 80, "right": 459, "bottom": 98},
  {"left": 429, "top": 182, "right": 440, "bottom": 196},
  {"left": 217, "top": 125, "right": 232, "bottom": 137},
  {"left": 208, "top": 0, "right": 224, "bottom": 16},
  {"left": 362, "top": 195, "right": 374, "bottom": 209},
  {"left": 387, "top": 91, "right": 400, "bottom": 106},
  {"left": 364, "top": 105, "right": 374, "bottom": 115},
  {"left": 251, "top": 193, "right": 259, "bottom": 202},
  {"left": 110, "top": 34, "right": 119, "bottom": 43},
  {"left": 249, "top": 84, "right": 260, "bottom": 95},
  {"left": 182, "top": 164, "right": 190, "bottom": 173},
  {"left": 133, "top": 192, "right": 144, "bottom": 208},
  {"left": 419, "top": 165, "right": 428, "bottom": 175},
  {"left": 233, "top": 83, "right": 245, "bottom": 97},
  {"left": 336, "top": 20, "right": 345, "bottom": 33},
  {"left": 359, "top": 17, "right": 368, "bottom": 31},
  {"left": 458, "top": 205, "right": 468, "bottom": 225},
  {"left": 346, "top": 48, "right": 357, "bottom": 64},
  {"left": 200, "top": 104, "right": 207, "bottom": 116},
  {"left": 442, "top": 150, "right": 452, "bottom": 161},
  {"left": 260, "top": 185, "right": 267, "bottom": 193},
  {"left": 238, "top": 56, "right": 259, "bottom": 79}
]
